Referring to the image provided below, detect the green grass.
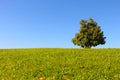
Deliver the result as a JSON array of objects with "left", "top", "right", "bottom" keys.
[{"left": 0, "top": 48, "right": 120, "bottom": 80}]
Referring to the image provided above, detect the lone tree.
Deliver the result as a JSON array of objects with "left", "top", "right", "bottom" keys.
[{"left": 72, "top": 18, "right": 106, "bottom": 48}]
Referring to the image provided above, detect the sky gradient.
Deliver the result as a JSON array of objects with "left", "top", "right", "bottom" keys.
[{"left": 0, "top": 0, "right": 120, "bottom": 48}]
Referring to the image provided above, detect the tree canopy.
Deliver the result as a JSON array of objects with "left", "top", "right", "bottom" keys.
[{"left": 72, "top": 18, "right": 106, "bottom": 48}]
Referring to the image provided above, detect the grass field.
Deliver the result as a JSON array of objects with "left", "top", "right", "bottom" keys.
[{"left": 0, "top": 48, "right": 120, "bottom": 80}]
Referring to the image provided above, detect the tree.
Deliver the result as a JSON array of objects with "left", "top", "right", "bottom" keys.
[{"left": 72, "top": 18, "right": 106, "bottom": 48}]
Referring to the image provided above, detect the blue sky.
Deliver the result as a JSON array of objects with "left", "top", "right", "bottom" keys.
[{"left": 0, "top": 0, "right": 120, "bottom": 48}]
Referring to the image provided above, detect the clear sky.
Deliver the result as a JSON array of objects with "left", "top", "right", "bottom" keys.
[{"left": 0, "top": 0, "right": 120, "bottom": 48}]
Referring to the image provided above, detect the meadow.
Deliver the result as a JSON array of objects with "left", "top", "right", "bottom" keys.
[{"left": 0, "top": 48, "right": 120, "bottom": 80}]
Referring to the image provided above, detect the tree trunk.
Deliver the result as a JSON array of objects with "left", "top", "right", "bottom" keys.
[{"left": 85, "top": 46, "right": 91, "bottom": 49}]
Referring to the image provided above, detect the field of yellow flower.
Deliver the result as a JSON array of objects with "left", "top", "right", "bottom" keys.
[{"left": 0, "top": 48, "right": 120, "bottom": 80}]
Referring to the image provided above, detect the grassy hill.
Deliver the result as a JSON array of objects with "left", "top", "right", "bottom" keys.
[{"left": 0, "top": 48, "right": 120, "bottom": 80}]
